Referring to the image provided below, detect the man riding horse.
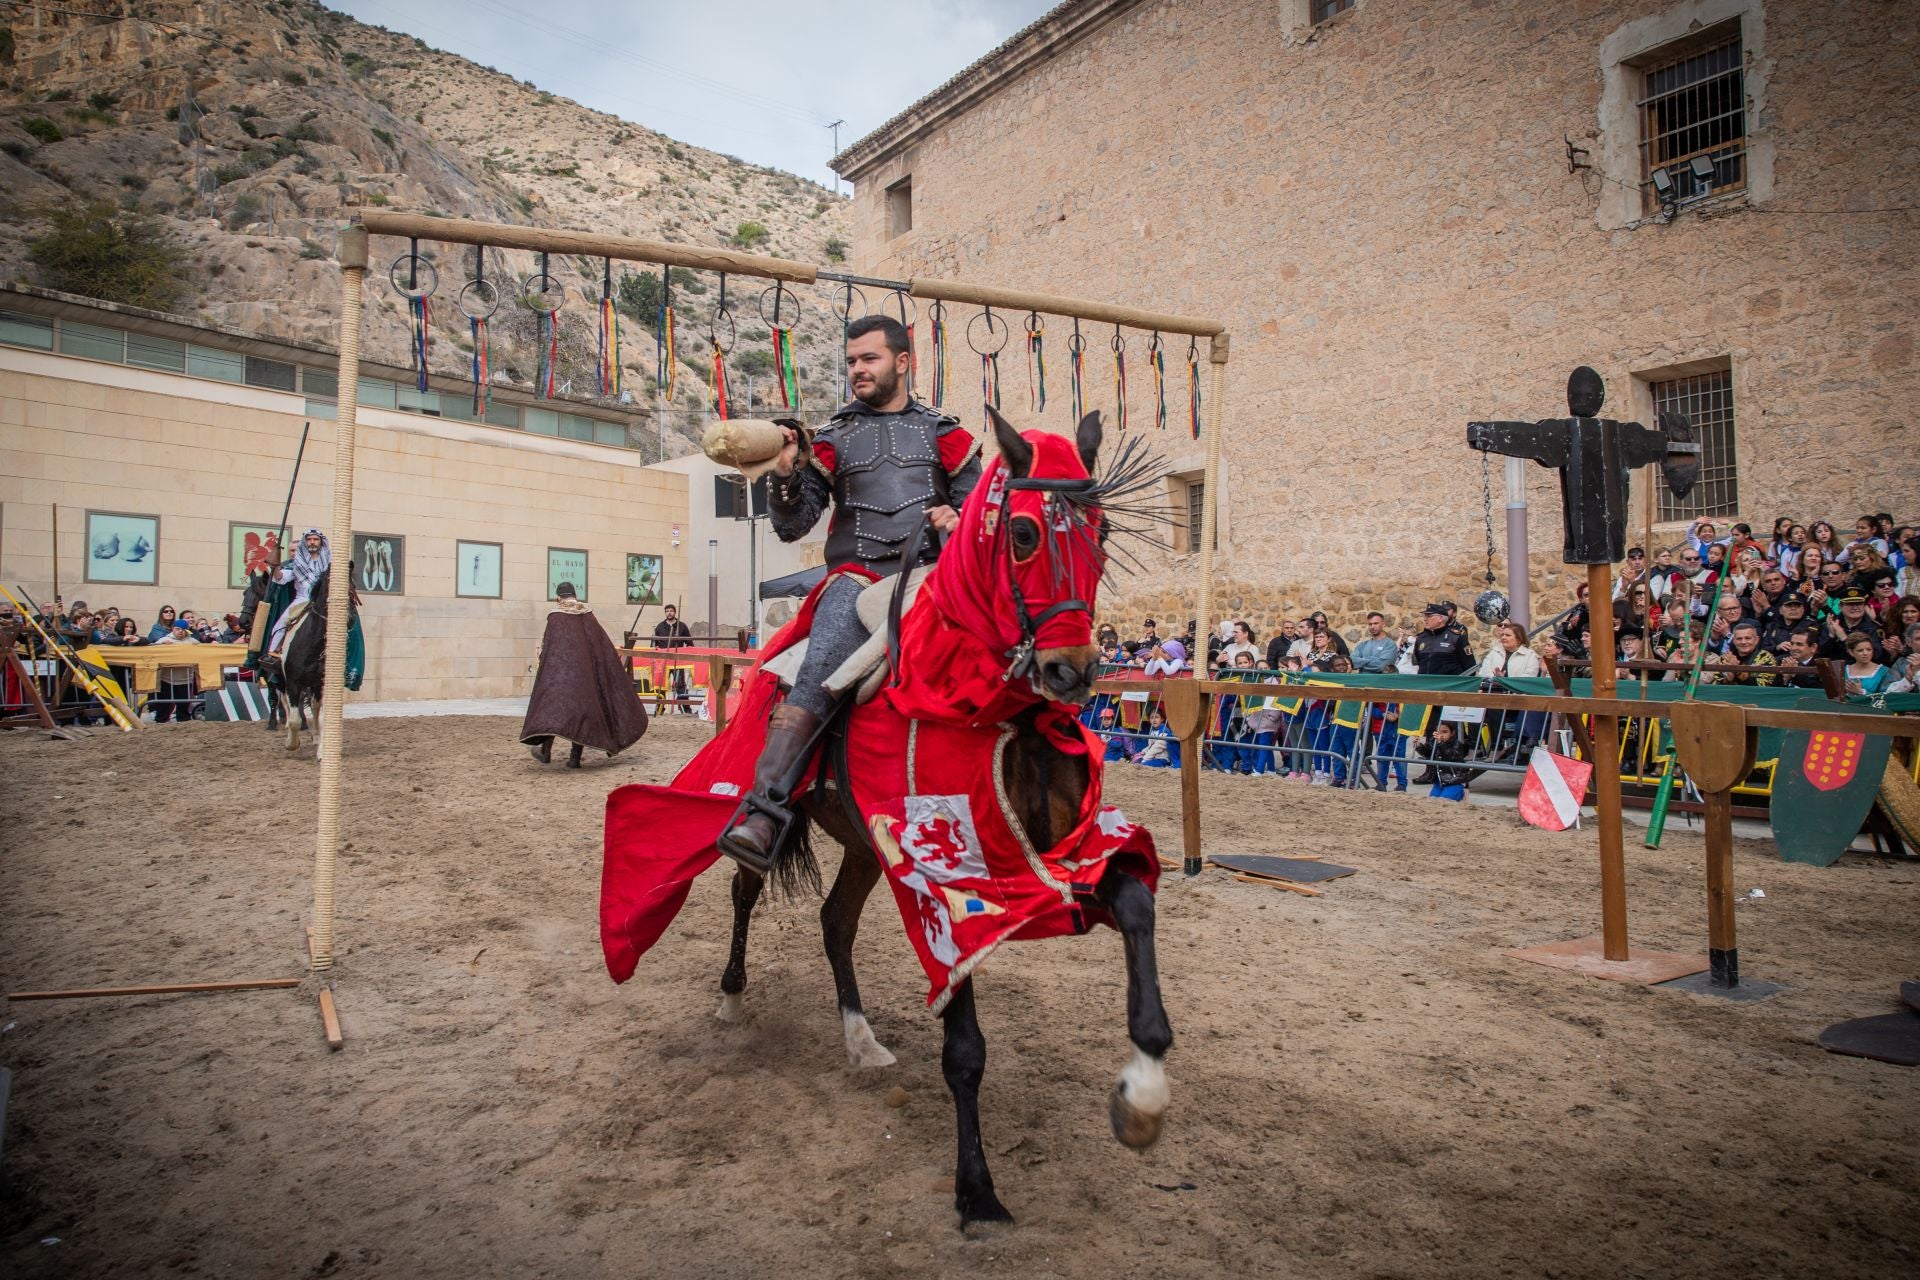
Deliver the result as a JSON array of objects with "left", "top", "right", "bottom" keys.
[{"left": 716, "top": 315, "right": 982, "bottom": 872}]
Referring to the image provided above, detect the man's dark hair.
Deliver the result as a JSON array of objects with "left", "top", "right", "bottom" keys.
[
  {"left": 1367, "top": 611, "right": 1385, "bottom": 622},
  {"left": 845, "top": 314, "right": 911, "bottom": 357},
  {"left": 555, "top": 581, "right": 577, "bottom": 599}
]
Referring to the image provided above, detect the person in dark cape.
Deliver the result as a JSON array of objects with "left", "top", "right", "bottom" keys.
[{"left": 521, "top": 582, "right": 648, "bottom": 768}]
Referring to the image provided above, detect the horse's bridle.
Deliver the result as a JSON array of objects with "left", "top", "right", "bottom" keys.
[{"left": 997, "top": 476, "right": 1096, "bottom": 690}]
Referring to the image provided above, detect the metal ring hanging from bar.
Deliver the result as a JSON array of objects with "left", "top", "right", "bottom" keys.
[
  {"left": 387, "top": 239, "right": 437, "bottom": 299},
  {"left": 456, "top": 267, "right": 499, "bottom": 321},
  {"left": 966, "top": 307, "right": 1010, "bottom": 355},
  {"left": 710, "top": 274, "right": 736, "bottom": 355},
  {"left": 831, "top": 283, "right": 868, "bottom": 324},
  {"left": 758, "top": 282, "right": 800, "bottom": 329},
  {"left": 522, "top": 260, "right": 565, "bottom": 314},
  {"left": 883, "top": 288, "right": 916, "bottom": 328}
]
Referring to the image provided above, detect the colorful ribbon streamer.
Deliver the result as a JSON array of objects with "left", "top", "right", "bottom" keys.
[
  {"left": 929, "top": 301, "right": 949, "bottom": 409},
  {"left": 1150, "top": 334, "right": 1166, "bottom": 431},
  {"left": 597, "top": 260, "right": 620, "bottom": 398},
  {"left": 1026, "top": 313, "right": 1046, "bottom": 413},
  {"left": 1069, "top": 318, "right": 1085, "bottom": 421},
  {"left": 980, "top": 349, "right": 1001, "bottom": 413},
  {"left": 537, "top": 309, "right": 558, "bottom": 399},
  {"left": 655, "top": 263, "right": 676, "bottom": 400},
  {"left": 772, "top": 325, "right": 801, "bottom": 409},
  {"left": 470, "top": 315, "right": 489, "bottom": 416},
  {"left": 711, "top": 347, "right": 730, "bottom": 419},
  {"left": 1111, "top": 328, "right": 1128, "bottom": 432},
  {"left": 1187, "top": 338, "right": 1202, "bottom": 440},
  {"left": 408, "top": 294, "right": 430, "bottom": 392}
]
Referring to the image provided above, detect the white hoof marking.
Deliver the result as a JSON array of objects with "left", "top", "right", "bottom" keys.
[
  {"left": 843, "top": 1010, "right": 896, "bottom": 1068},
  {"left": 715, "top": 993, "right": 745, "bottom": 1024},
  {"left": 1119, "top": 1047, "right": 1171, "bottom": 1116}
]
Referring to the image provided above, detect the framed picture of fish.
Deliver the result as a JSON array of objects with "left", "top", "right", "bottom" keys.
[
  {"left": 83, "top": 510, "right": 160, "bottom": 585},
  {"left": 228, "top": 522, "right": 282, "bottom": 589}
]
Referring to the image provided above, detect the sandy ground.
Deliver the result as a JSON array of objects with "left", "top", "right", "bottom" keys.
[{"left": 1, "top": 713, "right": 1915, "bottom": 1280}]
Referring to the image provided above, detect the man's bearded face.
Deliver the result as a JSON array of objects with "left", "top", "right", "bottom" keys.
[
  {"left": 845, "top": 330, "right": 906, "bottom": 407},
  {"left": 305, "top": 535, "right": 323, "bottom": 554}
]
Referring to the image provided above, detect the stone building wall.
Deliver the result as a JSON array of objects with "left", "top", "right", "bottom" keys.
[
  {"left": 836, "top": 0, "right": 1919, "bottom": 648},
  {"left": 1, "top": 348, "right": 689, "bottom": 701}
]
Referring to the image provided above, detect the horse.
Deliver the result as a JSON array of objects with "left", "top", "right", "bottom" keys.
[
  {"left": 712, "top": 408, "right": 1172, "bottom": 1227},
  {"left": 273, "top": 568, "right": 349, "bottom": 754},
  {"left": 236, "top": 569, "right": 286, "bottom": 732}
]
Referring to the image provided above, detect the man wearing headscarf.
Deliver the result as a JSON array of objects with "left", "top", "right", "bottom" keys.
[
  {"left": 268, "top": 528, "right": 331, "bottom": 656},
  {"left": 521, "top": 582, "right": 649, "bottom": 768}
]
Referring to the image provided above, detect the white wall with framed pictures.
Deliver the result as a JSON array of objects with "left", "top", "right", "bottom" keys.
[
  {"left": 351, "top": 532, "right": 406, "bottom": 595},
  {"left": 626, "top": 552, "right": 663, "bottom": 605},
  {"left": 83, "top": 510, "right": 160, "bottom": 585},
  {"left": 547, "top": 547, "right": 588, "bottom": 600},
  {"left": 455, "top": 540, "right": 503, "bottom": 598}
]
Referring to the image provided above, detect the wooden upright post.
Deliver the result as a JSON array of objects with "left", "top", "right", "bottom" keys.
[
  {"left": 1586, "top": 562, "right": 1629, "bottom": 961},
  {"left": 1193, "top": 333, "right": 1229, "bottom": 674},
  {"left": 1159, "top": 677, "right": 1206, "bottom": 876},
  {"left": 307, "top": 223, "right": 367, "bottom": 1047}
]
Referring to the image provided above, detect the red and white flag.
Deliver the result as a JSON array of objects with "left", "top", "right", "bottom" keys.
[{"left": 1519, "top": 747, "right": 1593, "bottom": 831}]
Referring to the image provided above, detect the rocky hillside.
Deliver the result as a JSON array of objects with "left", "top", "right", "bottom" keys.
[{"left": 0, "top": 0, "right": 854, "bottom": 445}]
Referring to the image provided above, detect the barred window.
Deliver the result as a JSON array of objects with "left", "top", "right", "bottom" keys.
[
  {"left": 1652, "top": 369, "right": 1738, "bottom": 520},
  {"left": 1639, "top": 26, "right": 1745, "bottom": 212},
  {"left": 1312, "top": 0, "right": 1355, "bottom": 22}
]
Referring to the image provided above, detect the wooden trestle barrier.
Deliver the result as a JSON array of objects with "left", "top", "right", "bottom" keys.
[{"left": 1095, "top": 674, "right": 1920, "bottom": 990}]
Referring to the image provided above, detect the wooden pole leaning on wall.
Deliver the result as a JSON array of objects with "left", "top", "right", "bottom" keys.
[{"left": 308, "top": 223, "right": 367, "bottom": 1050}]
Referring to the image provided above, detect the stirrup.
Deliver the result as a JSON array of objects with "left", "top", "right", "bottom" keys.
[{"left": 716, "top": 790, "right": 798, "bottom": 875}]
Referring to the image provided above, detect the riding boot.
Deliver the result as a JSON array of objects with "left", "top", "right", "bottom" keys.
[
  {"left": 566, "top": 742, "right": 585, "bottom": 769},
  {"left": 717, "top": 703, "right": 823, "bottom": 874}
]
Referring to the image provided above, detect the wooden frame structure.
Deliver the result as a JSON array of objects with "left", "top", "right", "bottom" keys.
[{"left": 312, "top": 212, "right": 1234, "bottom": 1046}]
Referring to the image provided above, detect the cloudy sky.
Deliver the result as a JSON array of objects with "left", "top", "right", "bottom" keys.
[{"left": 329, "top": 0, "right": 1058, "bottom": 187}]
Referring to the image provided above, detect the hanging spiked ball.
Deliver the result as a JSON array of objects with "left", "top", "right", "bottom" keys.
[{"left": 1474, "top": 588, "right": 1512, "bottom": 625}]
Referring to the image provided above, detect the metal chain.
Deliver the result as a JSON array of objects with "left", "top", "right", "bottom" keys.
[{"left": 1480, "top": 450, "right": 1497, "bottom": 585}]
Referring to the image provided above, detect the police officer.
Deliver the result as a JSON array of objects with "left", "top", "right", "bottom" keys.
[
  {"left": 1411, "top": 600, "right": 1474, "bottom": 783},
  {"left": 717, "top": 315, "right": 982, "bottom": 872}
]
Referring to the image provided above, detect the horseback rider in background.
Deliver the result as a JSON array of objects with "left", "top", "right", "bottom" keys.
[{"left": 715, "top": 315, "right": 982, "bottom": 872}]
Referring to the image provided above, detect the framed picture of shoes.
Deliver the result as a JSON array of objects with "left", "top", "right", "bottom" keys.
[
  {"left": 83, "top": 510, "right": 161, "bottom": 585},
  {"left": 351, "top": 532, "right": 406, "bottom": 595}
]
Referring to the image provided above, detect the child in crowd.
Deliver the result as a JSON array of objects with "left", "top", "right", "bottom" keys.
[
  {"left": 1416, "top": 720, "right": 1473, "bottom": 801},
  {"left": 1132, "top": 707, "right": 1180, "bottom": 768}
]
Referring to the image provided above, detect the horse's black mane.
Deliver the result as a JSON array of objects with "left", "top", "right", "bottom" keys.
[{"left": 1051, "top": 431, "right": 1177, "bottom": 583}]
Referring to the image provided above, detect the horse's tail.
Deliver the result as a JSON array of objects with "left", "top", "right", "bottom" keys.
[{"left": 765, "top": 816, "right": 821, "bottom": 900}]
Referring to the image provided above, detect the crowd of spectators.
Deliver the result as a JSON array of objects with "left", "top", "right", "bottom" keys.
[
  {"left": 1086, "top": 510, "right": 1920, "bottom": 799},
  {"left": 3, "top": 595, "right": 249, "bottom": 725}
]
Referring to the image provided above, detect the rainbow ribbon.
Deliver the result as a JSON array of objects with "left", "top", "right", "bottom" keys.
[
  {"left": 980, "top": 350, "right": 1001, "bottom": 413},
  {"left": 772, "top": 326, "right": 800, "bottom": 409},
  {"left": 1112, "top": 331, "right": 1128, "bottom": 432},
  {"left": 655, "top": 264, "right": 676, "bottom": 400}
]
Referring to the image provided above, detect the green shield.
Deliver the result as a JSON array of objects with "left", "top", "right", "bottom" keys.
[{"left": 1769, "top": 729, "right": 1892, "bottom": 866}]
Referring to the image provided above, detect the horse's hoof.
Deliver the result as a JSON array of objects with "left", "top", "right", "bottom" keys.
[
  {"left": 715, "top": 993, "right": 745, "bottom": 1024},
  {"left": 957, "top": 1189, "right": 1014, "bottom": 1228},
  {"left": 1109, "top": 1083, "right": 1164, "bottom": 1149},
  {"left": 841, "top": 1011, "right": 896, "bottom": 1069}
]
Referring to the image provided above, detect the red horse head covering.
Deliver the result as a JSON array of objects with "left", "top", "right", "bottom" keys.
[{"left": 886, "top": 422, "right": 1106, "bottom": 727}]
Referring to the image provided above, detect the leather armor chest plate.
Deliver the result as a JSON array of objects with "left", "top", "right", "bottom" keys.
[{"left": 823, "top": 413, "right": 947, "bottom": 569}]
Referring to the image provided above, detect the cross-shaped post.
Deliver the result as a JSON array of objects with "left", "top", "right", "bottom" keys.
[{"left": 1468, "top": 366, "right": 1700, "bottom": 963}]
